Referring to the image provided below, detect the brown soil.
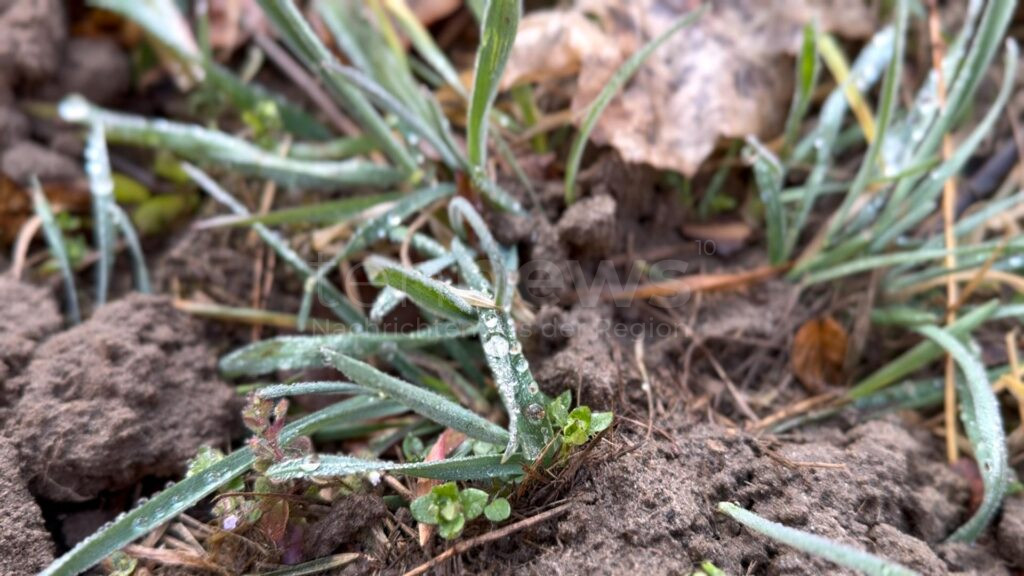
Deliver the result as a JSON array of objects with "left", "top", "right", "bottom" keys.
[
  {"left": 0, "top": 441, "right": 55, "bottom": 575},
  {"left": 8, "top": 294, "right": 237, "bottom": 502},
  {"left": 0, "top": 275, "right": 63, "bottom": 396}
]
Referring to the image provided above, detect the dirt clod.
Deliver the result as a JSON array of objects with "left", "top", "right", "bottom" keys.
[
  {"left": 0, "top": 0, "right": 66, "bottom": 84},
  {"left": 305, "top": 493, "right": 388, "bottom": 559},
  {"left": 57, "top": 38, "right": 132, "bottom": 105},
  {"left": 0, "top": 441, "right": 55, "bottom": 576},
  {"left": 11, "top": 294, "right": 236, "bottom": 501},
  {"left": 996, "top": 496, "right": 1024, "bottom": 568},
  {"left": 0, "top": 276, "right": 62, "bottom": 404},
  {"left": 533, "top": 306, "right": 620, "bottom": 409},
  {"left": 1, "top": 140, "right": 82, "bottom": 184},
  {"left": 557, "top": 194, "right": 618, "bottom": 256}
]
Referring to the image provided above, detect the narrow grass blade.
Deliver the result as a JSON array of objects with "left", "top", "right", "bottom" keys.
[
  {"left": 268, "top": 453, "right": 523, "bottom": 482},
  {"left": 717, "top": 502, "right": 918, "bottom": 576},
  {"left": 255, "top": 553, "right": 363, "bottom": 576},
  {"left": 195, "top": 191, "right": 402, "bottom": 229},
  {"left": 327, "top": 63, "right": 465, "bottom": 168},
  {"left": 824, "top": 0, "right": 907, "bottom": 244},
  {"left": 849, "top": 300, "right": 998, "bottom": 398},
  {"left": 108, "top": 204, "right": 151, "bottom": 293},
  {"left": 182, "top": 163, "right": 366, "bottom": 326},
  {"left": 745, "top": 137, "right": 786, "bottom": 264},
  {"left": 366, "top": 256, "right": 480, "bottom": 323},
  {"left": 370, "top": 254, "right": 457, "bottom": 323},
  {"left": 448, "top": 197, "right": 512, "bottom": 307},
  {"left": 299, "top": 184, "right": 455, "bottom": 329},
  {"left": 383, "top": 0, "right": 465, "bottom": 96},
  {"left": 564, "top": 8, "right": 703, "bottom": 204},
  {"left": 781, "top": 24, "right": 820, "bottom": 157},
  {"left": 29, "top": 178, "right": 81, "bottom": 324},
  {"left": 322, "top": 350, "right": 509, "bottom": 445},
  {"left": 256, "top": 381, "right": 365, "bottom": 398},
  {"left": 39, "top": 396, "right": 387, "bottom": 576},
  {"left": 915, "top": 326, "right": 1007, "bottom": 542},
  {"left": 60, "top": 96, "right": 405, "bottom": 188},
  {"left": 467, "top": 0, "right": 520, "bottom": 170},
  {"left": 220, "top": 323, "right": 478, "bottom": 377},
  {"left": 92, "top": 0, "right": 329, "bottom": 139},
  {"left": 290, "top": 136, "right": 376, "bottom": 160},
  {"left": 84, "top": 122, "right": 116, "bottom": 305},
  {"left": 256, "top": 0, "right": 417, "bottom": 174}
]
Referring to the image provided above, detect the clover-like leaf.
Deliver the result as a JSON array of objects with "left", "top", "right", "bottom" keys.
[
  {"left": 563, "top": 406, "right": 593, "bottom": 447},
  {"left": 460, "top": 488, "right": 489, "bottom": 520},
  {"left": 484, "top": 497, "right": 511, "bottom": 522},
  {"left": 590, "top": 412, "right": 614, "bottom": 434}
]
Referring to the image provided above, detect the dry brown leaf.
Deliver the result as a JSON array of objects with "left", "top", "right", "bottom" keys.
[
  {"left": 791, "top": 315, "right": 849, "bottom": 392},
  {"left": 504, "top": 0, "right": 875, "bottom": 176}
]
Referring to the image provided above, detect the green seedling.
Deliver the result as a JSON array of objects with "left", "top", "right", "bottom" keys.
[{"left": 410, "top": 482, "right": 511, "bottom": 539}]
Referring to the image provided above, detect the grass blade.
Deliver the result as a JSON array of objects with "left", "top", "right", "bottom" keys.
[
  {"left": 366, "top": 256, "right": 480, "bottom": 323},
  {"left": 256, "top": 381, "right": 365, "bottom": 399},
  {"left": 477, "top": 307, "right": 549, "bottom": 462},
  {"left": 195, "top": 191, "right": 402, "bottom": 229},
  {"left": 717, "top": 502, "right": 918, "bottom": 576},
  {"left": 220, "top": 323, "right": 478, "bottom": 378},
  {"left": 60, "top": 96, "right": 405, "bottom": 188},
  {"left": 849, "top": 300, "right": 998, "bottom": 398},
  {"left": 40, "top": 396, "right": 388, "bottom": 576},
  {"left": 564, "top": 8, "right": 704, "bottom": 204},
  {"left": 915, "top": 326, "right": 1008, "bottom": 542},
  {"left": 448, "top": 197, "right": 511, "bottom": 307},
  {"left": 108, "top": 204, "right": 151, "bottom": 293},
  {"left": 298, "top": 184, "right": 455, "bottom": 329},
  {"left": 781, "top": 24, "right": 820, "bottom": 157},
  {"left": 256, "top": 0, "right": 417, "bottom": 174},
  {"left": 29, "top": 178, "right": 81, "bottom": 324},
  {"left": 382, "top": 0, "right": 465, "bottom": 97},
  {"left": 84, "top": 122, "right": 116, "bottom": 305},
  {"left": 467, "top": 0, "right": 520, "bottom": 170},
  {"left": 370, "top": 254, "right": 457, "bottom": 323},
  {"left": 268, "top": 453, "right": 523, "bottom": 482},
  {"left": 745, "top": 137, "right": 786, "bottom": 264},
  {"left": 322, "top": 349, "right": 509, "bottom": 445},
  {"left": 182, "top": 163, "right": 367, "bottom": 326},
  {"left": 327, "top": 63, "right": 465, "bottom": 168}
]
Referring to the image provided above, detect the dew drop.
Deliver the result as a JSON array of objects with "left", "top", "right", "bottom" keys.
[
  {"left": 58, "top": 95, "right": 91, "bottom": 122},
  {"left": 484, "top": 334, "right": 509, "bottom": 357},
  {"left": 525, "top": 403, "right": 545, "bottom": 422},
  {"left": 387, "top": 214, "right": 402, "bottom": 227},
  {"left": 509, "top": 340, "right": 522, "bottom": 355},
  {"left": 514, "top": 356, "right": 530, "bottom": 374},
  {"left": 483, "top": 314, "right": 499, "bottom": 329}
]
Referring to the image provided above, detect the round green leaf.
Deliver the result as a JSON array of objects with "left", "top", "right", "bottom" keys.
[
  {"left": 460, "top": 488, "right": 489, "bottom": 520},
  {"left": 484, "top": 497, "right": 511, "bottom": 522},
  {"left": 438, "top": 514, "right": 466, "bottom": 540},
  {"left": 410, "top": 494, "right": 438, "bottom": 524},
  {"left": 590, "top": 412, "right": 614, "bottom": 434}
]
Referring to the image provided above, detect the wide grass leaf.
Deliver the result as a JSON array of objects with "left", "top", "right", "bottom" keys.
[
  {"left": 322, "top": 350, "right": 509, "bottom": 445},
  {"left": 59, "top": 96, "right": 405, "bottom": 188},
  {"left": 220, "top": 323, "right": 478, "bottom": 377},
  {"left": 268, "top": 453, "right": 524, "bottom": 482},
  {"left": 467, "top": 0, "right": 519, "bottom": 170},
  {"left": 366, "top": 257, "right": 481, "bottom": 323}
]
